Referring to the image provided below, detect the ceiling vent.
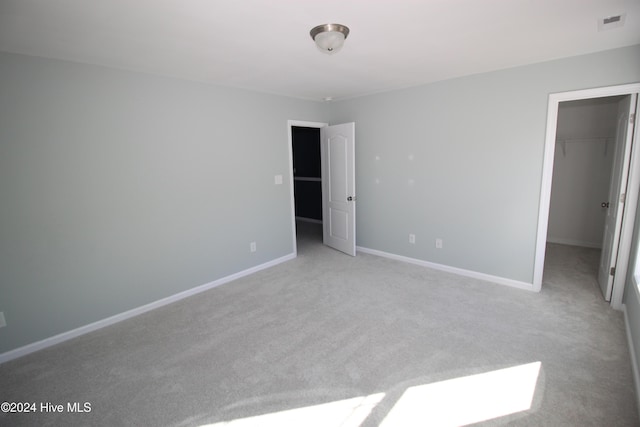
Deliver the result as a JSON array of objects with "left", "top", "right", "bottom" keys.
[{"left": 598, "top": 14, "right": 626, "bottom": 31}]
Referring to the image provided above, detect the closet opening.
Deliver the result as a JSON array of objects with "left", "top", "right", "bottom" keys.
[
  {"left": 544, "top": 96, "right": 623, "bottom": 297},
  {"left": 288, "top": 122, "right": 326, "bottom": 252}
]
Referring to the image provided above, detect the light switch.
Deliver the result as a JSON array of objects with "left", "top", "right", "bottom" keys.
[{"left": 275, "top": 175, "right": 283, "bottom": 185}]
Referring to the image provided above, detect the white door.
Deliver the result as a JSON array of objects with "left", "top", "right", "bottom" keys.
[
  {"left": 598, "top": 94, "right": 637, "bottom": 300},
  {"left": 321, "top": 123, "right": 356, "bottom": 256}
]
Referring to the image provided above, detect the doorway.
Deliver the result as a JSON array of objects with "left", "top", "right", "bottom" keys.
[
  {"left": 545, "top": 96, "right": 623, "bottom": 295},
  {"left": 287, "top": 120, "right": 357, "bottom": 257},
  {"left": 292, "top": 125, "right": 323, "bottom": 249},
  {"left": 534, "top": 83, "right": 640, "bottom": 309},
  {"left": 287, "top": 121, "right": 327, "bottom": 254}
]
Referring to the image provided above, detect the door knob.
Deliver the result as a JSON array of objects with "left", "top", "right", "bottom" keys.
[
  {"left": 347, "top": 196, "right": 357, "bottom": 201},
  {"left": 601, "top": 202, "right": 610, "bottom": 208}
]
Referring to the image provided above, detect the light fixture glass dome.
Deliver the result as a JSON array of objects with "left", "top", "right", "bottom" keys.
[{"left": 310, "top": 24, "right": 350, "bottom": 54}]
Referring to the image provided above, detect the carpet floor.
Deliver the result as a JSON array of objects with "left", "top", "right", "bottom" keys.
[{"left": 0, "top": 222, "right": 637, "bottom": 426}]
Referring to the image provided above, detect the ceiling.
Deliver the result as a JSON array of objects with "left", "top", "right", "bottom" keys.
[{"left": 1, "top": 0, "right": 639, "bottom": 101}]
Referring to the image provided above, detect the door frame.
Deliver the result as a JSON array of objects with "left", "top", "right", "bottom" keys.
[
  {"left": 287, "top": 120, "right": 328, "bottom": 256},
  {"left": 534, "top": 83, "right": 640, "bottom": 309}
]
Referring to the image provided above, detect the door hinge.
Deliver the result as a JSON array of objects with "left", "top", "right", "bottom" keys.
[
  {"left": 631, "top": 113, "right": 636, "bottom": 124},
  {"left": 611, "top": 266, "right": 616, "bottom": 276},
  {"left": 621, "top": 193, "right": 626, "bottom": 204}
]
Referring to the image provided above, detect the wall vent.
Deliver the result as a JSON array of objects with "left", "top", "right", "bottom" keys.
[{"left": 598, "top": 14, "right": 626, "bottom": 31}]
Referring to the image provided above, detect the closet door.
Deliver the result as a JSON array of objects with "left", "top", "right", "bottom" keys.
[
  {"left": 321, "top": 123, "right": 356, "bottom": 256},
  {"left": 598, "top": 94, "right": 637, "bottom": 300}
]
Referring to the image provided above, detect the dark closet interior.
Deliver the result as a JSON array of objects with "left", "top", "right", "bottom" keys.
[{"left": 292, "top": 126, "right": 322, "bottom": 222}]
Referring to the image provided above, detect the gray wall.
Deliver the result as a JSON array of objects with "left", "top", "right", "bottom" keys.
[
  {"left": 0, "top": 52, "right": 325, "bottom": 354},
  {"left": 326, "top": 44, "right": 640, "bottom": 283},
  {"left": 555, "top": 98, "right": 620, "bottom": 140}
]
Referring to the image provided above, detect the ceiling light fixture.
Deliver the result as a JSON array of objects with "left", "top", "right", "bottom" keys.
[{"left": 310, "top": 23, "right": 350, "bottom": 54}]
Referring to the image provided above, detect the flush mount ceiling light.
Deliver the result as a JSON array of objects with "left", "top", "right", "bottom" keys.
[{"left": 310, "top": 23, "right": 350, "bottom": 54}]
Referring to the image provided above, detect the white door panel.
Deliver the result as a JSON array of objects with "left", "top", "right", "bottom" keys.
[
  {"left": 329, "top": 208, "right": 349, "bottom": 240},
  {"left": 598, "top": 94, "right": 637, "bottom": 300},
  {"left": 322, "top": 123, "right": 356, "bottom": 256}
]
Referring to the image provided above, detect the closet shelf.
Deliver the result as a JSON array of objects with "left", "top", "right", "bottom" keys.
[
  {"left": 555, "top": 136, "right": 612, "bottom": 143},
  {"left": 556, "top": 136, "right": 614, "bottom": 157}
]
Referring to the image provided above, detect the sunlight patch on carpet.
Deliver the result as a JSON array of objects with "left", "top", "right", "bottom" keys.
[
  {"left": 202, "top": 392, "right": 385, "bottom": 427},
  {"left": 380, "top": 361, "right": 541, "bottom": 427},
  {"left": 202, "top": 362, "right": 540, "bottom": 427}
]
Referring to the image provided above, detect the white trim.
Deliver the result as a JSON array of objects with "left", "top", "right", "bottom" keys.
[
  {"left": 0, "top": 253, "right": 295, "bottom": 365},
  {"left": 534, "top": 83, "right": 640, "bottom": 294},
  {"left": 287, "top": 120, "right": 327, "bottom": 256},
  {"left": 623, "top": 303, "right": 640, "bottom": 419},
  {"left": 357, "top": 246, "right": 534, "bottom": 292}
]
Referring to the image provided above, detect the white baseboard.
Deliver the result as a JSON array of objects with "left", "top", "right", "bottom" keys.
[
  {"left": 356, "top": 246, "right": 534, "bottom": 292},
  {"left": 0, "top": 253, "right": 296, "bottom": 365},
  {"left": 546, "top": 237, "right": 602, "bottom": 249},
  {"left": 623, "top": 304, "right": 640, "bottom": 419}
]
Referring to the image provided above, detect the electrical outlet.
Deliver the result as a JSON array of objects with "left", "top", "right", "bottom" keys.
[
  {"left": 409, "top": 234, "right": 416, "bottom": 244},
  {"left": 436, "top": 238, "right": 443, "bottom": 249},
  {"left": 250, "top": 242, "right": 257, "bottom": 252},
  {"left": 0, "top": 312, "right": 6, "bottom": 328}
]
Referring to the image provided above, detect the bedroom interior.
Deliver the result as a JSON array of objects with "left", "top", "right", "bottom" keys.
[{"left": 1, "top": 1, "right": 640, "bottom": 425}]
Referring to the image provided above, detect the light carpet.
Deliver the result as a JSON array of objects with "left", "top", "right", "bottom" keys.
[{"left": 0, "top": 222, "right": 637, "bottom": 426}]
